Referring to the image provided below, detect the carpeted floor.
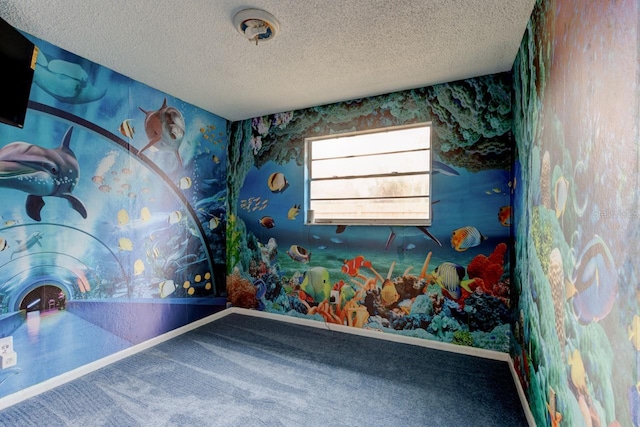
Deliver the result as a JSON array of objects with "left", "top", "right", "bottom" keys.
[{"left": 0, "top": 313, "right": 529, "bottom": 426}]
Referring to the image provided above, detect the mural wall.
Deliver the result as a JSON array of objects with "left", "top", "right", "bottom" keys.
[
  {"left": 512, "top": 0, "right": 639, "bottom": 425},
  {"left": 0, "top": 34, "right": 227, "bottom": 397},
  {"left": 227, "top": 73, "right": 516, "bottom": 352}
]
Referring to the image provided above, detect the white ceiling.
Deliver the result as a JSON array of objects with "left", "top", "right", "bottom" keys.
[{"left": 0, "top": 0, "right": 535, "bottom": 122}]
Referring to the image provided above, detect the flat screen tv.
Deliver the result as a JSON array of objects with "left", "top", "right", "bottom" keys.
[{"left": 0, "top": 16, "right": 38, "bottom": 128}]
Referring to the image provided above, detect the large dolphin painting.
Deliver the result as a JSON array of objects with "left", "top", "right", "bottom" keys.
[
  {"left": 138, "top": 98, "right": 186, "bottom": 166},
  {"left": 0, "top": 126, "right": 87, "bottom": 221}
]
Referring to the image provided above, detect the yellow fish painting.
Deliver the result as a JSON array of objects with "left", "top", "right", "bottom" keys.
[
  {"left": 567, "top": 349, "right": 588, "bottom": 396},
  {"left": 141, "top": 207, "right": 151, "bottom": 222},
  {"left": 133, "top": 259, "right": 145, "bottom": 276},
  {"left": 381, "top": 280, "right": 399, "bottom": 306},
  {"left": 118, "top": 237, "right": 133, "bottom": 251},
  {"left": 117, "top": 209, "right": 129, "bottom": 226},
  {"left": 629, "top": 315, "right": 640, "bottom": 351},
  {"left": 287, "top": 204, "right": 301, "bottom": 220}
]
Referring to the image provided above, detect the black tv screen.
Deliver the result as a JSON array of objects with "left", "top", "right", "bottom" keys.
[{"left": 0, "top": 16, "right": 37, "bottom": 128}]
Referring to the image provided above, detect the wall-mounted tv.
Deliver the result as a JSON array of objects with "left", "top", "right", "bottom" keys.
[{"left": 0, "top": 16, "right": 38, "bottom": 128}]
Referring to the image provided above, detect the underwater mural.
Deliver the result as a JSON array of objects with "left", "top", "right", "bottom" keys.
[
  {"left": 0, "top": 34, "right": 227, "bottom": 397},
  {"left": 227, "top": 73, "right": 516, "bottom": 352},
  {"left": 512, "top": 0, "right": 639, "bottom": 425}
]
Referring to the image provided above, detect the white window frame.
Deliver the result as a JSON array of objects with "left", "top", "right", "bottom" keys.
[{"left": 304, "top": 123, "right": 432, "bottom": 226}]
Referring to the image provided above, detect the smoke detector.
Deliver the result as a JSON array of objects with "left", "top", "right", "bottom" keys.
[{"left": 233, "top": 8, "right": 280, "bottom": 45}]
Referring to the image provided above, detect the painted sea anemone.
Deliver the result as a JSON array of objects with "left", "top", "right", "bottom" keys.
[
  {"left": 226, "top": 269, "right": 258, "bottom": 309},
  {"left": 467, "top": 243, "right": 507, "bottom": 292}
]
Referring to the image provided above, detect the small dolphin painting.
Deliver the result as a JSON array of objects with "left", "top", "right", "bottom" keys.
[
  {"left": 0, "top": 127, "right": 87, "bottom": 221},
  {"left": 139, "top": 98, "right": 186, "bottom": 166},
  {"left": 34, "top": 52, "right": 106, "bottom": 104}
]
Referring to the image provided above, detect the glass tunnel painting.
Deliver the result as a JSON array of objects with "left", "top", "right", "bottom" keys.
[
  {"left": 0, "top": 35, "right": 227, "bottom": 397},
  {"left": 227, "top": 73, "right": 517, "bottom": 353}
]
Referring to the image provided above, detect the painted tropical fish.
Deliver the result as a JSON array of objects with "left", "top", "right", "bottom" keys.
[
  {"left": 451, "top": 226, "right": 487, "bottom": 251},
  {"left": 300, "top": 266, "right": 331, "bottom": 303},
  {"left": 628, "top": 315, "right": 640, "bottom": 351},
  {"left": 381, "top": 280, "right": 400, "bottom": 306},
  {"left": 286, "top": 244, "right": 311, "bottom": 263},
  {"left": 133, "top": 259, "right": 145, "bottom": 276},
  {"left": 139, "top": 98, "right": 186, "bottom": 166},
  {"left": 287, "top": 204, "right": 301, "bottom": 220},
  {"left": 498, "top": 206, "right": 512, "bottom": 226},
  {"left": 0, "top": 127, "right": 87, "bottom": 221},
  {"left": 569, "top": 235, "right": 617, "bottom": 324},
  {"left": 567, "top": 349, "right": 589, "bottom": 396},
  {"left": 159, "top": 280, "right": 177, "bottom": 298},
  {"left": 209, "top": 215, "right": 221, "bottom": 230},
  {"left": 119, "top": 119, "right": 135, "bottom": 139},
  {"left": 259, "top": 216, "right": 275, "bottom": 229},
  {"left": 342, "top": 255, "right": 371, "bottom": 276},
  {"left": 554, "top": 176, "right": 569, "bottom": 219},
  {"left": 432, "top": 262, "right": 472, "bottom": 299},
  {"left": 267, "top": 172, "right": 289, "bottom": 193},
  {"left": 179, "top": 176, "right": 192, "bottom": 190}
]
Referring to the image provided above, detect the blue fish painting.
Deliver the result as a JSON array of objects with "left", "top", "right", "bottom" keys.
[{"left": 570, "top": 235, "right": 618, "bottom": 324}]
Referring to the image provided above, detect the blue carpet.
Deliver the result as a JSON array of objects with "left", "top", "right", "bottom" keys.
[{"left": 0, "top": 313, "right": 528, "bottom": 426}]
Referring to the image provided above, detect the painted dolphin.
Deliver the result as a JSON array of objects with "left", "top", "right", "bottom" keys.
[
  {"left": 139, "top": 98, "right": 185, "bottom": 166},
  {"left": 11, "top": 231, "right": 43, "bottom": 260},
  {"left": 0, "top": 127, "right": 87, "bottom": 221},
  {"left": 34, "top": 52, "right": 106, "bottom": 104}
]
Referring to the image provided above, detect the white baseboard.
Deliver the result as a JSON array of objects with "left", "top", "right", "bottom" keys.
[
  {"left": 231, "top": 307, "right": 535, "bottom": 426},
  {"left": 507, "top": 357, "right": 536, "bottom": 427},
  {"left": 0, "top": 306, "right": 535, "bottom": 426},
  {"left": 230, "top": 307, "right": 509, "bottom": 360},
  {"left": 0, "top": 309, "right": 230, "bottom": 411}
]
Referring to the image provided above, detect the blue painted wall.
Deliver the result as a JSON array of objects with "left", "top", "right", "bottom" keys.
[
  {"left": 227, "top": 74, "right": 516, "bottom": 353},
  {"left": 512, "top": 0, "right": 639, "bottom": 425},
  {"left": 0, "top": 33, "right": 227, "bottom": 398}
]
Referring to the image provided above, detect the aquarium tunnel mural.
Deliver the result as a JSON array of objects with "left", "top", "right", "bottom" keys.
[
  {"left": 0, "top": 35, "right": 227, "bottom": 397},
  {"left": 0, "top": 1, "right": 638, "bottom": 424}
]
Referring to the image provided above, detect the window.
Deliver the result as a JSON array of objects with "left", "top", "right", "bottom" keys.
[{"left": 305, "top": 123, "right": 432, "bottom": 226}]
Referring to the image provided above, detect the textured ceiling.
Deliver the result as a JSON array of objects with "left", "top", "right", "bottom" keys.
[{"left": 0, "top": 0, "right": 535, "bottom": 122}]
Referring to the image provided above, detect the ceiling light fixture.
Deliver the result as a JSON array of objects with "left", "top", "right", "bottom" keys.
[{"left": 233, "top": 8, "right": 280, "bottom": 45}]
